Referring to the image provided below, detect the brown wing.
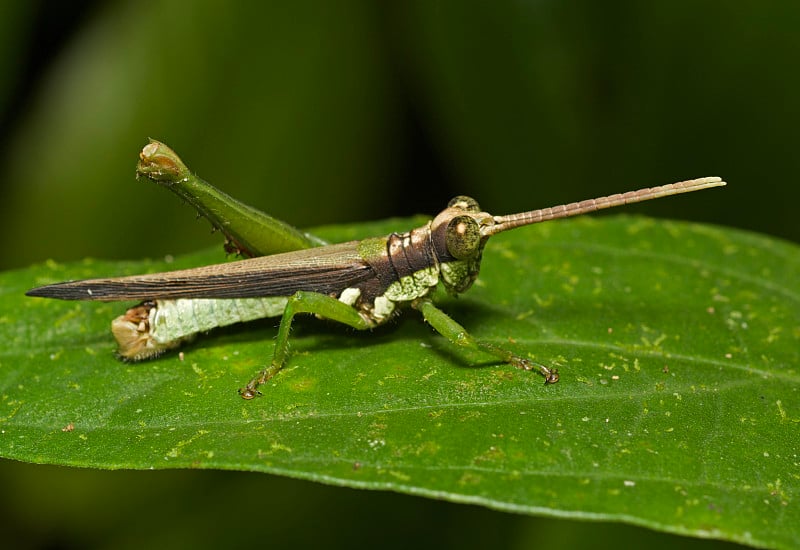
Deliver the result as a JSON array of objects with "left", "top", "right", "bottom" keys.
[{"left": 27, "top": 241, "right": 375, "bottom": 301}]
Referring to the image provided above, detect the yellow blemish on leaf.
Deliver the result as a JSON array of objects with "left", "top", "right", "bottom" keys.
[
  {"left": 388, "top": 470, "right": 411, "bottom": 482},
  {"left": 458, "top": 472, "right": 482, "bottom": 486},
  {"left": 165, "top": 429, "right": 210, "bottom": 459}
]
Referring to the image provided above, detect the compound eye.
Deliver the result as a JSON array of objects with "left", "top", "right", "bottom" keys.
[
  {"left": 445, "top": 215, "right": 481, "bottom": 260},
  {"left": 446, "top": 195, "right": 481, "bottom": 213}
]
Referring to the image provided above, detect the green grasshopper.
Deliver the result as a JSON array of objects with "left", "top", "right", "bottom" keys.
[{"left": 27, "top": 140, "right": 726, "bottom": 399}]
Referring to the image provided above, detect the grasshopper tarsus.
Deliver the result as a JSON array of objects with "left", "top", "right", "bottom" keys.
[
  {"left": 513, "top": 356, "right": 560, "bottom": 384},
  {"left": 238, "top": 386, "right": 262, "bottom": 400},
  {"left": 239, "top": 363, "right": 283, "bottom": 399}
]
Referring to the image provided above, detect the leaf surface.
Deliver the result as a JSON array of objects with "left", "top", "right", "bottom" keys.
[{"left": 3, "top": 216, "right": 798, "bottom": 549}]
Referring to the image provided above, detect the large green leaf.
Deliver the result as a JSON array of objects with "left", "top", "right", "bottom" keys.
[{"left": 2, "top": 216, "right": 798, "bottom": 549}]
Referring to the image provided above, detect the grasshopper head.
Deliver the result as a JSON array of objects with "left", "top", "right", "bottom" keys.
[{"left": 430, "top": 196, "right": 494, "bottom": 295}]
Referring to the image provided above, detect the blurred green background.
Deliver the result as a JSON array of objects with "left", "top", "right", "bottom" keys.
[{"left": 1, "top": 1, "right": 795, "bottom": 548}]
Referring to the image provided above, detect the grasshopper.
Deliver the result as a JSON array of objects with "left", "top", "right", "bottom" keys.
[{"left": 27, "top": 140, "right": 726, "bottom": 398}]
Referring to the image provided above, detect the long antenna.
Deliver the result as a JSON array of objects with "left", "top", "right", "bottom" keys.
[{"left": 484, "top": 176, "right": 726, "bottom": 236}]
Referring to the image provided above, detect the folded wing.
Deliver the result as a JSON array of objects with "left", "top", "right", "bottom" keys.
[{"left": 27, "top": 241, "right": 375, "bottom": 301}]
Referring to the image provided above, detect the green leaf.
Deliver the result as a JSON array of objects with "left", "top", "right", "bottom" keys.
[{"left": 3, "top": 216, "right": 799, "bottom": 549}]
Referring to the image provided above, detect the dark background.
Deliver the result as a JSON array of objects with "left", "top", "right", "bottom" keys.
[{"left": 2, "top": 1, "right": 795, "bottom": 548}]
